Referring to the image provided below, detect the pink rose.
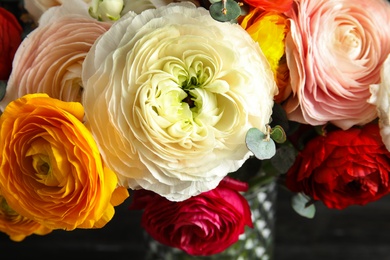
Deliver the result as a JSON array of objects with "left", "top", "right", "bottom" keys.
[
  {"left": 129, "top": 177, "right": 253, "bottom": 256},
  {"left": 283, "top": 0, "right": 390, "bottom": 130},
  {"left": 0, "top": 7, "right": 22, "bottom": 80},
  {"left": 0, "top": 2, "right": 111, "bottom": 110}
]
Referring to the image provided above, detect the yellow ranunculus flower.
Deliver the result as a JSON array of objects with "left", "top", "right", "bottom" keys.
[
  {"left": 240, "top": 8, "right": 291, "bottom": 103},
  {"left": 0, "top": 194, "right": 52, "bottom": 242},
  {"left": 0, "top": 93, "right": 129, "bottom": 231}
]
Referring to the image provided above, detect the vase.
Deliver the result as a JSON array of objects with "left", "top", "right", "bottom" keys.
[{"left": 144, "top": 158, "right": 277, "bottom": 260}]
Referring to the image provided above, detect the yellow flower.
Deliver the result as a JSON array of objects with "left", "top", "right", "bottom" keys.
[
  {"left": 240, "top": 8, "right": 291, "bottom": 103},
  {"left": 0, "top": 194, "right": 52, "bottom": 242},
  {"left": 0, "top": 93, "right": 129, "bottom": 231}
]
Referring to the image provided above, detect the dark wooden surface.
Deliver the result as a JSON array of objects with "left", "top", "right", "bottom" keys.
[
  {"left": 1, "top": 186, "right": 390, "bottom": 259},
  {"left": 274, "top": 188, "right": 390, "bottom": 260}
]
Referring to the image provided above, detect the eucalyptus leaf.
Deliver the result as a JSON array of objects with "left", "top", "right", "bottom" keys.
[
  {"left": 246, "top": 128, "right": 276, "bottom": 160},
  {"left": 270, "top": 145, "right": 297, "bottom": 174},
  {"left": 291, "top": 193, "right": 315, "bottom": 219},
  {"left": 0, "top": 81, "right": 7, "bottom": 101},
  {"left": 209, "top": 0, "right": 241, "bottom": 22},
  {"left": 270, "top": 125, "right": 286, "bottom": 144}
]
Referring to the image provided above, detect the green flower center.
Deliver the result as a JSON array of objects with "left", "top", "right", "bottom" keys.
[
  {"left": 0, "top": 196, "right": 17, "bottom": 217},
  {"left": 138, "top": 52, "right": 228, "bottom": 145}
]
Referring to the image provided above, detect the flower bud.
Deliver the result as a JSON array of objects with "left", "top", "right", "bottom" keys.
[{"left": 89, "top": 0, "right": 124, "bottom": 21}]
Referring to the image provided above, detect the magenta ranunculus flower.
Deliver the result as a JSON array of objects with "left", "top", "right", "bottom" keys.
[
  {"left": 284, "top": 0, "right": 390, "bottom": 130},
  {"left": 129, "top": 177, "right": 253, "bottom": 256}
]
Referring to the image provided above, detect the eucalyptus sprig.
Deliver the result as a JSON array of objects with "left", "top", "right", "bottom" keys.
[
  {"left": 209, "top": 0, "right": 242, "bottom": 22},
  {"left": 245, "top": 124, "right": 287, "bottom": 160}
]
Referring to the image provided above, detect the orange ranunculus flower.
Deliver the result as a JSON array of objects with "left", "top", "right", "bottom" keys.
[
  {"left": 0, "top": 194, "right": 52, "bottom": 242},
  {"left": 0, "top": 93, "right": 129, "bottom": 231},
  {"left": 240, "top": 8, "right": 291, "bottom": 103},
  {"left": 242, "top": 0, "right": 293, "bottom": 12}
]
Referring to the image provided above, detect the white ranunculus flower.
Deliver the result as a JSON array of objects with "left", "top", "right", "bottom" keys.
[
  {"left": 121, "top": 0, "right": 200, "bottom": 15},
  {"left": 82, "top": 2, "right": 277, "bottom": 201},
  {"left": 24, "top": 0, "right": 92, "bottom": 24},
  {"left": 369, "top": 54, "right": 390, "bottom": 151}
]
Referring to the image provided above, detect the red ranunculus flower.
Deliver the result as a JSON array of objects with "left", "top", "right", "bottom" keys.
[
  {"left": 285, "top": 123, "right": 390, "bottom": 209},
  {"left": 0, "top": 7, "right": 22, "bottom": 80},
  {"left": 243, "top": 0, "right": 293, "bottom": 12},
  {"left": 129, "top": 177, "right": 253, "bottom": 256}
]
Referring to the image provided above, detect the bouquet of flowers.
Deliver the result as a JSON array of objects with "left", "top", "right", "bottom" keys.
[{"left": 1, "top": 0, "right": 390, "bottom": 258}]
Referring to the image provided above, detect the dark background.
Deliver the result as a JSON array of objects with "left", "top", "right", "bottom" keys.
[{"left": 1, "top": 187, "right": 390, "bottom": 260}]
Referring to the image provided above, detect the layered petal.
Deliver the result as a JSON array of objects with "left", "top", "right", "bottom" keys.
[
  {"left": 82, "top": 2, "right": 277, "bottom": 201},
  {"left": 0, "top": 93, "right": 129, "bottom": 230},
  {"left": 285, "top": 123, "right": 390, "bottom": 209},
  {"left": 129, "top": 177, "right": 252, "bottom": 255},
  {"left": 0, "top": 0, "right": 111, "bottom": 111},
  {"left": 284, "top": 0, "right": 390, "bottom": 129}
]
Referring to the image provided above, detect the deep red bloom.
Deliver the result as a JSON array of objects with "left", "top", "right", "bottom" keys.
[
  {"left": 0, "top": 7, "right": 22, "bottom": 80},
  {"left": 129, "top": 177, "right": 253, "bottom": 256},
  {"left": 242, "top": 0, "right": 293, "bottom": 12},
  {"left": 285, "top": 123, "right": 390, "bottom": 209}
]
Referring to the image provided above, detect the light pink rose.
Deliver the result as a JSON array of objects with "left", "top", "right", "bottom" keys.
[
  {"left": 0, "top": 0, "right": 111, "bottom": 111},
  {"left": 284, "top": 0, "right": 390, "bottom": 130}
]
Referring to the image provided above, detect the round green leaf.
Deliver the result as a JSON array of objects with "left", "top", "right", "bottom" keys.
[
  {"left": 0, "top": 81, "right": 7, "bottom": 101},
  {"left": 270, "top": 125, "right": 286, "bottom": 144},
  {"left": 209, "top": 0, "right": 241, "bottom": 22},
  {"left": 245, "top": 128, "right": 276, "bottom": 160},
  {"left": 270, "top": 146, "right": 297, "bottom": 174},
  {"left": 291, "top": 193, "right": 315, "bottom": 219}
]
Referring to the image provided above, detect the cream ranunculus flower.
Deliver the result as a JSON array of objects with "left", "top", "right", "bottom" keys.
[
  {"left": 369, "top": 54, "right": 390, "bottom": 151},
  {"left": 0, "top": 0, "right": 111, "bottom": 111},
  {"left": 88, "top": 0, "right": 201, "bottom": 22},
  {"left": 0, "top": 93, "right": 129, "bottom": 230},
  {"left": 121, "top": 0, "right": 200, "bottom": 15},
  {"left": 24, "top": 0, "right": 92, "bottom": 24},
  {"left": 82, "top": 3, "right": 277, "bottom": 201}
]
